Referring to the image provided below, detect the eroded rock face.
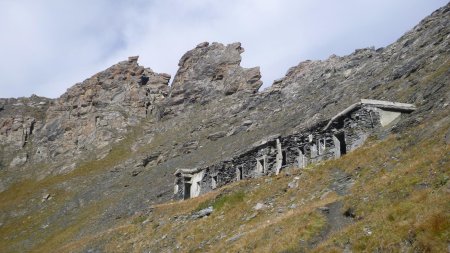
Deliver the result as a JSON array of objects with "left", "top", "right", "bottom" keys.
[
  {"left": 0, "top": 115, "right": 36, "bottom": 150},
  {"left": 35, "top": 56, "right": 171, "bottom": 162},
  {"left": 0, "top": 96, "right": 48, "bottom": 148},
  {"left": 166, "top": 42, "right": 262, "bottom": 115},
  {"left": 261, "top": 3, "right": 450, "bottom": 127},
  {"left": 0, "top": 96, "right": 49, "bottom": 169},
  {"left": 0, "top": 42, "right": 264, "bottom": 169}
]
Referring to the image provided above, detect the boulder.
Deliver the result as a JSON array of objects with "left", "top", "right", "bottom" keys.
[
  {"left": 191, "top": 206, "right": 213, "bottom": 219},
  {"left": 253, "top": 203, "right": 267, "bottom": 210},
  {"left": 207, "top": 131, "right": 227, "bottom": 141}
]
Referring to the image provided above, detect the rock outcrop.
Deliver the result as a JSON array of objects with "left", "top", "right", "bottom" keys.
[
  {"left": 166, "top": 42, "right": 262, "bottom": 116},
  {"left": 0, "top": 95, "right": 50, "bottom": 170},
  {"left": 34, "top": 56, "right": 171, "bottom": 164},
  {"left": 263, "top": 4, "right": 450, "bottom": 126}
]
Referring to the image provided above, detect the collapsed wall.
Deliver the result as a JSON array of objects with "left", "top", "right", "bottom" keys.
[{"left": 174, "top": 99, "right": 416, "bottom": 200}]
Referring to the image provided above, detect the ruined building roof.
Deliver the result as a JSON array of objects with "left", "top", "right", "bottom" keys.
[{"left": 323, "top": 99, "right": 416, "bottom": 130}]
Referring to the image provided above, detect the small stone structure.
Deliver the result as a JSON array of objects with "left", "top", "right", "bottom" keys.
[{"left": 174, "top": 99, "right": 416, "bottom": 200}]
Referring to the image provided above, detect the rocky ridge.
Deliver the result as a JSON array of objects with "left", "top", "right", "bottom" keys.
[{"left": 38, "top": 56, "right": 170, "bottom": 163}]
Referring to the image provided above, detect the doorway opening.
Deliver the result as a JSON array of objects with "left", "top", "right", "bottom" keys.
[
  {"left": 236, "top": 166, "right": 243, "bottom": 181},
  {"left": 333, "top": 132, "right": 347, "bottom": 158},
  {"left": 282, "top": 150, "right": 287, "bottom": 166},
  {"left": 318, "top": 138, "right": 326, "bottom": 155},
  {"left": 184, "top": 182, "right": 191, "bottom": 199}
]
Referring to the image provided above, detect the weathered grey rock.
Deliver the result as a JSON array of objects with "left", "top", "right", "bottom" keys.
[
  {"left": 288, "top": 179, "right": 299, "bottom": 189},
  {"left": 191, "top": 206, "right": 213, "bottom": 219},
  {"left": 227, "top": 233, "right": 244, "bottom": 242},
  {"left": 32, "top": 57, "right": 170, "bottom": 166},
  {"left": 253, "top": 203, "right": 267, "bottom": 210},
  {"left": 180, "top": 140, "right": 199, "bottom": 154},
  {"left": 242, "top": 120, "right": 253, "bottom": 126},
  {"left": 226, "top": 125, "right": 247, "bottom": 137},
  {"left": 9, "top": 154, "right": 27, "bottom": 167},
  {"left": 363, "top": 226, "right": 373, "bottom": 236},
  {"left": 244, "top": 212, "right": 258, "bottom": 221},
  {"left": 166, "top": 42, "right": 262, "bottom": 115},
  {"left": 128, "top": 56, "right": 139, "bottom": 62},
  {"left": 289, "top": 204, "right": 298, "bottom": 209},
  {"left": 207, "top": 131, "right": 226, "bottom": 141},
  {"left": 42, "top": 193, "right": 51, "bottom": 202},
  {"left": 196, "top": 42, "right": 209, "bottom": 48}
]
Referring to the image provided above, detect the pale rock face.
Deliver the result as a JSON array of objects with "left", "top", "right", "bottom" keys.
[
  {"left": 0, "top": 96, "right": 49, "bottom": 169},
  {"left": 0, "top": 42, "right": 264, "bottom": 169},
  {"left": 34, "top": 57, "right": 171, "bottom": 163},
  {"left": 167, "top": 42, "right": 262, "bottom": 114},
  {"left": 262, "top": 4, "right": 450, "bottom": 126},
  {"left": 9, "top": 153, "right": 27, "bottom": 167},
  {"left": 0, "top": 116, "right": 35, "bottom": 150}
]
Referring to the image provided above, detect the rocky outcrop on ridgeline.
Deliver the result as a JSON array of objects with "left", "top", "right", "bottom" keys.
[
  {"left": 0, "top": 56, "right": 172, "bottom": 173},
  {"left": 259, "top": 3, "right": 449, "bottom": 131},
  {"left": 35, "top": 56, "right": 171, "bottom": 164},
  {"left": 165, "top": 42, "right": 262, "bottom": 116},
  {"left": 0, "top": 95, "right": 50, "bottom": 169},
  {"left": 0, "top": 42, "right": 264, "bottom": 176}
]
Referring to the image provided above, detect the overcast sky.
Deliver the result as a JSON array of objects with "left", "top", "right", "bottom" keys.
[{"left": 0, "top": 0, "right": 447, "bottom": 98}]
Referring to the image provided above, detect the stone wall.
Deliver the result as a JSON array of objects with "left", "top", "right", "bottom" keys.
[{"left": 174, "top": 101, "right": 414, "bottom": 200}]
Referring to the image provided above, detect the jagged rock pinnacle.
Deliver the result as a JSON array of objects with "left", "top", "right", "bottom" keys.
[{"left": 168, "top": 42, "right": 262, "bottom": 108}]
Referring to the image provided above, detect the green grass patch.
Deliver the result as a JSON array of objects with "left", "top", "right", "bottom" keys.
[
  {"left": 196, "top": 190, "right": 246, "bottom": 212},
  {"left": 131, "top": 215, "right": 148, "bottom": 225},
  {"left": 213, "top": 190, "right": 245, "bottom": 211}
]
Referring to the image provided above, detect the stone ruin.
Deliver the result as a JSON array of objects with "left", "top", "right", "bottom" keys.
[{"left": 174, "top": 99, "right": 416, "bottom": 200}]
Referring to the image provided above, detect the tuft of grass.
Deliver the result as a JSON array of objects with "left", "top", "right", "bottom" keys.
[
  {"left": 131, "top": 215, "right": 148, "bottom": 225},
  {"left": 422, "top": 58, "right": 450, "bottom": 85},
  {"left": 211, "top": 190, "right": 246, "bottom": 211}
]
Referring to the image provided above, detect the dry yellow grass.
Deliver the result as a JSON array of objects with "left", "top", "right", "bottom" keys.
[{"left": 0, "top": 126, "right": 143, "bottom": 252}]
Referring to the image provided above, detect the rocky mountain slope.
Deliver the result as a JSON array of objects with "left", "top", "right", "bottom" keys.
[{"left": 0, "top": 3, "right": 449, "bottom": 252}]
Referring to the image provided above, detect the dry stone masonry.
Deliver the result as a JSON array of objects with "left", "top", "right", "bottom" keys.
[{"left": 174, "top": 99, "right": 416, "bottom": 200}]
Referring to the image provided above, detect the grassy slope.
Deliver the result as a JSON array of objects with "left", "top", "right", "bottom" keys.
[
  {"left": 51, "top": 106, "right": 449, "bottom": 252},
  {"left": 0, "top": 125, "right": 143, "bottom": 252}
]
